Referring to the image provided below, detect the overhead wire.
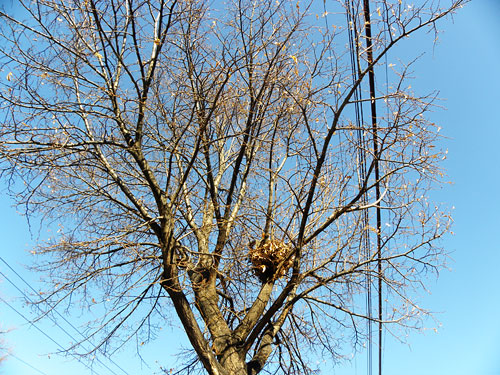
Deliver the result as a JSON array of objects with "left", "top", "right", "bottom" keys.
[
  {"left": 325, "top": 2, "right": 374, "bottom": 372},
  {"left": 360, "top": 0, "right": 384, "bottom": 374},
  {"left": 345, "top": 1, "right": 373, "bottom": 374},
  {"left": 9, "top": 353, "right": 50, "bottom": 375},
  {"left": 345, "top": 0, "right": 388, "bottom": 373},
  {"left": 0, "top": 256, "right": 130, "bottom": 375},
  {"left": 381, "top": 1, "right": 391, "bottom": 368},
  {"left": 0, "top": 294, "right": 103, "bottom": 375}
]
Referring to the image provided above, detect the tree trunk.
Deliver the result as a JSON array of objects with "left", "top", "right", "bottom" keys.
[{"left": 220, "top": 348, "right": 247, "bottom": 375}]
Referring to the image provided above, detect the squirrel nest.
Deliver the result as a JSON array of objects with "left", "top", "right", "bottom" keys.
[{"left": 248, "top": 238, "right": 294, "bottom": 282}]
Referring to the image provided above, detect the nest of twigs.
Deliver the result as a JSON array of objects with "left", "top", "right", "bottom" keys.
[{"left": 248, "top": 238, "right": 294, "bottom": 282}]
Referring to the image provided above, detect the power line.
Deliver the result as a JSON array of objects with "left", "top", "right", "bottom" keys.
[
  {"left": 345, "top": 1, "right": 373, "bottom": 374},
  {"left": 0, "top": 256, "right": 130, "bottom": 375},
  {"left": 0, "top": 258, "right": 128, "bottom": 375},
  {"left": 0, "top": 294, "right": 103, "bottom": 375},
  {"left": 327, "top": 6, "right": 375, "bottom": 373},
  {"left": 9, "top": 353, "right": 50, "bottom": 375},
  {"left": 361, "top": 1, "right": 384, "bottom": 374}
]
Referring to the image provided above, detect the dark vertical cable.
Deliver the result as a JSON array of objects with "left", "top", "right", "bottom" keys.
[
  {"left": 361, "top": 1, "right": 383, "bottom": 375},
  {"left": 345, "top": 1, "right": 372, "bottom": 374}
]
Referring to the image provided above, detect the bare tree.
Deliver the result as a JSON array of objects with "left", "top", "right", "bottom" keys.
[{"left": 0, "top": 0, "right": 464, "bottom": 374}]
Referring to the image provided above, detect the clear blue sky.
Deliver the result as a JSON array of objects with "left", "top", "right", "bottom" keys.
[{"left": 1, "top": 1, "right": 499, "bottom": 374}]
